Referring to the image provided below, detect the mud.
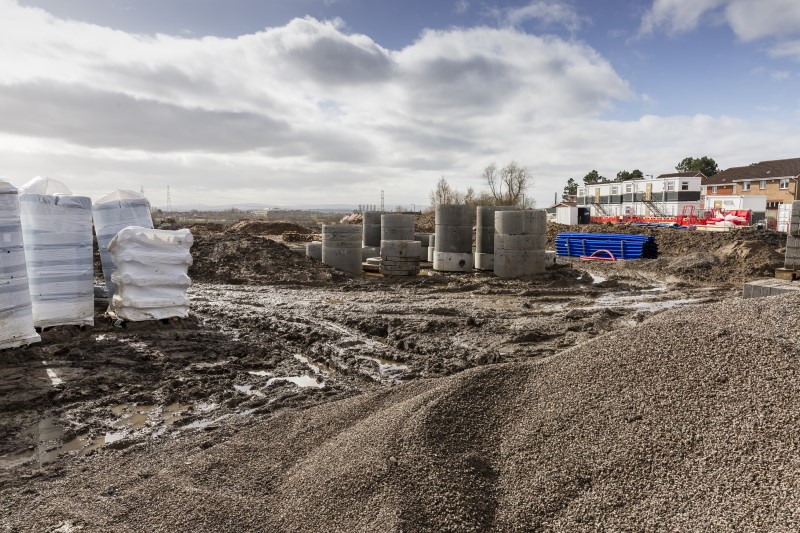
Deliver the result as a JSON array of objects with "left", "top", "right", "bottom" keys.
[{"left": 0, "top": 222, "right": 781, "bottom": 529}]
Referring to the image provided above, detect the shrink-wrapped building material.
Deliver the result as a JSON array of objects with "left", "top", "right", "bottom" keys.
[
  {"left": 0, "top": 179, "right": 41, "bottom": 349},
  {"left": 18, "top": 177, "right": 94, "bottom": 328},
  {"left": 107, "top": 227, "right": 193, "bottom": 321},
  {"left": 93, "top": 190, "right": 153, "bottom": 296}
]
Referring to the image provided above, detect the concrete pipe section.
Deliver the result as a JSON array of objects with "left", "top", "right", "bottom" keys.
[
  {"left": 306, "top": 241, "right": 322, "bottom": 261},
  {"left": 475, "top": 205, "right": 514, "bottom": 271},
  {"left": 434, "top": 204, "right": 474, "bottom": 272},
  {"left": 361, "top": 246, "right": 381, "bottom": 261},
  {"left": 322, "top": 224, "right": 363, "bottom": 274},
  {"left": 380, "top": 240, "right": 421, "bottom": 276},
  {"left": 362, "top": 211, "right": 382, "bottom": 248},
  {"left": 494, "top": 210, "right": 547, "bottom": 278},
  {"left": 427, "top": 234, "right": 435, "bottom": 262},
  {"left": 380, "top": 214, "right": 415, "bottom": 255},
  {"left": 415, "top": 232, "right": 433, "bottom": 261}
]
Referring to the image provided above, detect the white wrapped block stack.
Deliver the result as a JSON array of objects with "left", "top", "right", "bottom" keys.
[
  {"left": 93, "top": 190, "right": 153, "bottom": 296},
  {"left": 0, "top": 179, "right": 41, "bottom": 349},
  {"left": 107, "top": 227, "right": 193, "bottom": 321},
  {"left": 18, "top": 177, "right": 94, "bottom": 328}
]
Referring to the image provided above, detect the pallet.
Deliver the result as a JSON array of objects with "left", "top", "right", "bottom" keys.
[{"left": 105, "top": 312, "right": 195, "bottom": 330}]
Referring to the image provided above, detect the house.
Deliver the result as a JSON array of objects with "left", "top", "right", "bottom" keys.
[
  {"left": 576, "top": 174, "right": 703, "bottom": 219},
  {"left": 703, "top": 158, "right": 800, "bottom": 215}
]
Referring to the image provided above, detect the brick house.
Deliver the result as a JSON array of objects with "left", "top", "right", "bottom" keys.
[{"left": 702, "top": 158, "right": 800, "bottom": 217}]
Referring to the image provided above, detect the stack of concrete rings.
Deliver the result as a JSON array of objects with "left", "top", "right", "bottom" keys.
[
  {"left": 494, "top": 210, "right": 547, "bottom": 278},
  {"left": 380, "top": 214, "right": 415, "bottom": 256},
  {"left": 433, "top": 204, "right": 474, "bottom": 272},
  {"left": 322, "top": 224, "right": 362, "bottom": 274},
  {"left": 475, "top": 205, "right": 514, "bottom": 271}
]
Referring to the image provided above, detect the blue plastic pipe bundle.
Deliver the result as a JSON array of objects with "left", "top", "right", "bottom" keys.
[{"left": 555, "top": 232, "right": 658, "bottom": 260}]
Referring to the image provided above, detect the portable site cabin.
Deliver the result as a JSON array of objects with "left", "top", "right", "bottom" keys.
[{"left": 576, "top": 175, "right": 703, "bottom": 219}]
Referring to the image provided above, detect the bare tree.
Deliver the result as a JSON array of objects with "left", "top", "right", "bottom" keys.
[
  {"left": 483, "top": 161, "right": 533, "bottom": 208},
  {"left": 429, "top": 176, "right": 464, "bottom": 206}
]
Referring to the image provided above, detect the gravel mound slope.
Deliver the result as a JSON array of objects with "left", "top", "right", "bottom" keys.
[{"left": 5, "top": 294, "right": 800, "bottom": 531}]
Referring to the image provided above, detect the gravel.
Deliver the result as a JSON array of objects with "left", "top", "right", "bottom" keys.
[{"left": 4, "top": 293, "right": 800, "bottom": 531}]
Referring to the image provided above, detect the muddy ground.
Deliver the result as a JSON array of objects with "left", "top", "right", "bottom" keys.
[{"left": 0, "top": 221, "right": 784, "bottom": 527}]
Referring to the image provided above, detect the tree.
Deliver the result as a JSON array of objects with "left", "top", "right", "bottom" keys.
[
  {"left": 583, "top": 170, "right": 606, "bottom": 185},
  {"left": 676, "top": 156, "right": 718, "bottom": 177},
  {"left": 483, "top": 161, "right": 533, "bottom": 208},
  {"left": 615, "top": 169, "right": 643, "bottom": 182},
  {"left": 429, "top": 176, "right": 464, "bottom": 206},
  {"left": 562, "top": 177, "right": 578, "bottom": 201}
]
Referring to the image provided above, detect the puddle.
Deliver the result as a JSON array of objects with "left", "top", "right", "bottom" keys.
[
  {"left": 588, "top": 273, "right": 607, "bottom": 284},
  {"left": 234, "top": 384, "right": 265, "bottom": 396},
  {"left": 95, "top": 334, "right": 108, "bottom": 341},
  {"left": 41, "top": 361, "right": 63, "bottom": 386},
  {"left": 112, "top": 404, "right": 157, "bottom": 429},
  {"left": 188, "top": 419, "right": 211, "bottom": 429},
  {"left": 358, "top": 356, "right": 410, "bottom": 379},
  {"left": 266, "top": 375, "right": 325, "bottom": 389},
  {"left": 585, "top": 292, "right": 702, "bottom": 311},
  {"left": 294, "top": 354, "right": 334, "bottom": 375}
]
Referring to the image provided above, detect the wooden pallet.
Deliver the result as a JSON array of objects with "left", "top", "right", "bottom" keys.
[{"left": 774, "top": 268, "right": 800, "bottom": 281}]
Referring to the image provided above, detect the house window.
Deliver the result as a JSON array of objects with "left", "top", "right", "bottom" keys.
[
  {"left": 666, "top": 181, "right": 675, "bottom": 192},
  {"left": 681, "top": 181, "right": 689, "bottom": 191},
  {"left": 611, "top": 185, "right": 619, "bottom": 195},
  {"left": 742, "top": 181, "right": 751, "bottom": 191},
  {"left": 780, "top": 179, "right": 790, "bottom": 190},
  {"left": 712, "top": 185, "right": 718, "bottom": 194},
  {"left": 578, "top": 188, "right": 585, "bottom": 196},
  {"left": 625, "top": 184, "right": 632, "bottom": 194},
  {"left": 759, "top": 180, "right": 767, "bottom": 189}
]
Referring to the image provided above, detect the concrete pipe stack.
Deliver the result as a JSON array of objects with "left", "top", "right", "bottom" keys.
[
  {"left": 362, "top": 211, "right": 382, "bottom": 261},
  {"left": 380, "top": 240, "right": 421, "bottom": 276},
  {"left": 306, "top": 241, "right": 322, "bottom": 261},
  {"left": 433, "top": 204, "right": 474, "bottom": 272},
  {"left": 494, "top": 210, "right": 547, "bottom": 278},
  {"left": 475, "top": 205, "right": 514, "bottom": 271},
  {"left": 380, "top": 214, "right": 415, "bottom": 249},
  {"left": 415, "top": 233, "right": 433, "bottom": 261},
  {"left": 785, "top": 201, "right": 800, "bottom": 270},
  {"left": 427, "top": 234, "right": 435, "bottom": 262},
  {"left": 322, "top": 224, "right": 362, "bottom": 275}
]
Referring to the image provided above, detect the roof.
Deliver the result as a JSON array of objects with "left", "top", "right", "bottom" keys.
[
  {"left": 703, "top": 157, "right": 800, "bottom": 185},
  {"left": 656, "top": 171, "right": 706, "bottom": 180}
]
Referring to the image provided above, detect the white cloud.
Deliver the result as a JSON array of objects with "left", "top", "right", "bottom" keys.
[
  {"left": 771, "top": 70, "right": 790, "bottom": 80},
  {"left": 455, "top": 0, "right": 470, "bottom": 15},
  {"left": 0, "top": 0, "right": 798, "bottom": 208},
  {"left": 494, "top": 1, "right": 588, "bottom": 33},
  {"left": 640, "top": 0, "right": 800, "bottom": 42}
]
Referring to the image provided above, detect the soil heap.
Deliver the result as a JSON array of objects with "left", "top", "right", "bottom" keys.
[
  {"left": 547, "top": 224, "right": 785, "bottom": 283},
  {"left": 4, "top": 293, "right": 800, "bottom": 531},
  {"left": 189, "top": 234, "right": 349, "bottom": 285},
  {"left": 225, "top": 220, "right": 313, "bottom": 235}
]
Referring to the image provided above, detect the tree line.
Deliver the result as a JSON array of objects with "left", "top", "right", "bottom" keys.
[
  {"left": 562, "top": 156, "right": 719, "bottom": 201},
  {"left": 430, "top": 161, "right": 533, "bottom": 209}
]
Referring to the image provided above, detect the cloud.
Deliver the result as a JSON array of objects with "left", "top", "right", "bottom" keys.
[
  {"left": 454, "top": 0, "right": 470, "bottom": 15},
  {"left": 494, "top": 1, "right": 588, "bottom": 33},
  {"left": 0, "top": 0, "right": 797, "bottom": 208},
  {"left": 640, "top": 0, "right": 800, "bottom": 42}
]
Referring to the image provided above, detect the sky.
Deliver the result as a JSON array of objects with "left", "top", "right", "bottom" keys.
[{"left": 2, "top": 0, "right": 800, "bottom": 210}]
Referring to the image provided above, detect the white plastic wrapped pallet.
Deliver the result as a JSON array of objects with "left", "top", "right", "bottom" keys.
[
  {"left": 0, "top": 179, "right": 41, "bottom": 349},
  {"left": 107, "top": 227, "right": 193, "bottom": 321},
  {"left": 18, "top": 177, "right": 94, "bottom": 328},
  {"left": 93, "top": 190, "right": 153, "bottom": 296}
]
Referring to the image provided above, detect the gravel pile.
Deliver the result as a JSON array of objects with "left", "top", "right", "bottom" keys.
[{"left": 4, "top": 294, "right": 800, "bottom": 531}]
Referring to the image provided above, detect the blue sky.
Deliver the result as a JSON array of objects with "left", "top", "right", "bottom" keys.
[{"left": 3, "top": 0, "right": 800, "bottom": 208}]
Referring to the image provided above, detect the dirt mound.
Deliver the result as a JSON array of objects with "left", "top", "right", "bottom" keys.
[
  {"left": 548, "top": 224, "right": 784, "bottom": 283},
  {"left": 5, "top": 294, "right": 799, "bottom": 531},
  {"left": 186, "top": 222, "right": 227, "bottom": 234},
  {"left": 189, "top": 233, "right": 349, "bottom": 285},
  {"left": 416, "top": 211, "right": 435, "bottom": 233},
  {"left": 225, "top": 219, "right": 313, "bottom": 235}
]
